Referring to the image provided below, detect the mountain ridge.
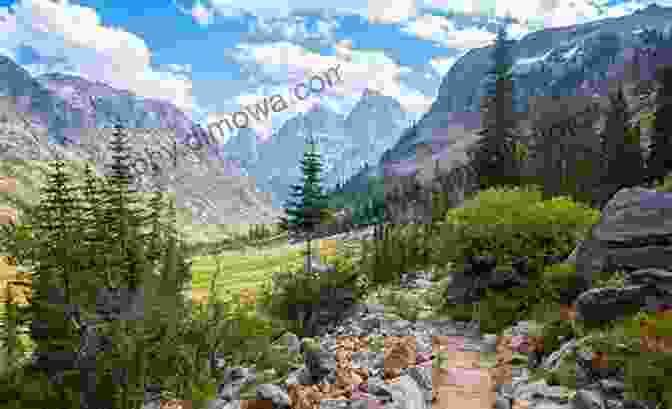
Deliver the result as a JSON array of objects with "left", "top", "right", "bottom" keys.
[{"left": 0, "top": 55, "right": 281, "bottom": 239}]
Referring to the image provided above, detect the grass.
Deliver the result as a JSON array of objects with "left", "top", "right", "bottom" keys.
[{"left": 188, "top": 244, "right": 306, "bottom": 304}]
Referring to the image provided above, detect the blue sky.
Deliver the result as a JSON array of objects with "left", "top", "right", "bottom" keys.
[{"left": 0, "top": 0, "right": 665, "bottom": 144}]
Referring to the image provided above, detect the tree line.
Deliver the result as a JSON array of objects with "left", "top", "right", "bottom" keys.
[{"left": 0, "top": 122, "right": 201, "bottom": 408}]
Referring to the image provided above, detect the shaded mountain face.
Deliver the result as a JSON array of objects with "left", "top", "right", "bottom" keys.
[
  {"left": 36, "top": 72, "right": 216, "bottom": 150},
  {"left": 0, "top": 56, "right": 280, "bottom": 232},
  {"left": 224, "top": 89, "right": 411, "bottom": 206},
  {"left": 378, "top": 3, "right": 672, "bottom": 177}
]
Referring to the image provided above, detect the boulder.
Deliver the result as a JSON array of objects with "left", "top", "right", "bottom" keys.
[
  {"left": 626, "top": 268, "right": 672, "bottom": 293},
  {"left": 571, "top": 187, "right": 672, "bottom": 283},
  {"left": 575, "top": 285, "right": 653, "bottom": 324}
]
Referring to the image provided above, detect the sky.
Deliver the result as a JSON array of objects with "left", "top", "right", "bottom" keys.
[{"left": 0, "top": 0, "right": 667, "bottom": 145}]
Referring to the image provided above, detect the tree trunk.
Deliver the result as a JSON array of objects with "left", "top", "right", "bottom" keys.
[{"left": 305, "top": 234, "right": 313, "bottom": 275}]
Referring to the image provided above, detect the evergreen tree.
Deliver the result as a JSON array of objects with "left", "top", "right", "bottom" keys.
[
  {"left": 23, "top": 158, "right": 91, "bottom": 407},
  {"left": 281, "top": 134, "right": 330, "bottom": 274},
  {"left": 471, "top": 22, "right": 521, "bottom": 190},
  {"left": 601, "top": 85, "right": 646, "bottom": 190},
  {"left": 98, "top": 123, "right": 150, "bottom": 289},
  {"left": 647, "top": 65, "right": 672, "bottom": 185},
  {"left": 74, "top": 163, "right": 117, "bottom": 306}
]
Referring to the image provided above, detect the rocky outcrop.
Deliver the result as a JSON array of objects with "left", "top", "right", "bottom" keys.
[
  {"left": 570, "top": 187, "right": 672, "bottom": 284},
  {"left": 575, "top": 268, "right": 672, "bottom": 324}
]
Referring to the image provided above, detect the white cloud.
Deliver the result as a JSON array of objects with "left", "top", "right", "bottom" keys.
[
  {"left": 175, "top": 0, "right": 424, "bottom": 25},
  {"left": 419, "top": 0, "right": 650, "bottom": 31},
  {"left": 429, "top": 52, "right": 465, "bottom": 76},
  {"left": 368, "top": 0, "right": 418, "bottom": 24},
  {"left": 0, "top": 0, "right": 196, "bottom": 114},
  {"left": 401, "top": 13, "right": 498, "bottom": 48}
]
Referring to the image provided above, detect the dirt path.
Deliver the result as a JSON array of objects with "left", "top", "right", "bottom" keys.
[{"left": 431, "top": 335, "right": 498, "bottom": 409}]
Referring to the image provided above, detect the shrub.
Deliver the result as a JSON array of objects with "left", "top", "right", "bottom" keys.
[
  {"left": 543, "top": 263, "right": 589, "bottom": 304},
  {"left": 592, "top": 269, "right": 628, "bottom": 289},
  {"left": 476, "top": 287, "right": 541, "bottom": 334},
  {"left": 359, "top": 223, "right": 434, "bottom": 288},
  {"left": 254, "top": 257, "right": 369, "bottom": 338},
  {"left": 435, "top": 186, "right": 599, "bottom": 279},
  {"left": 540, "top": 319, "right": 576, "bottom": 356}
]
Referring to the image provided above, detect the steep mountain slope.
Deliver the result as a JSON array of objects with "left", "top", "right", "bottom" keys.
[
  {"left": 0, "top": 56, "right": 282, "bottom": 239},
  {"left": 375, "top": 4, "right": 671, "bottom": 182}
]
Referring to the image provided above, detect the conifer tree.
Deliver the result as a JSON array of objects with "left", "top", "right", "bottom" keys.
[
  {"left": 98, "top": 123, "right": 149, "bottom": 288},
  {"left": 471, "top": 22, "right": 521, "bottom": 190},
  {"left": 647, "top": 65, "right": 672, "bottom": 185},
  {"left": 23, "top": 157, "right": 90, "bottom": 407},
  {"left": 281, "top": 134, "right": 330, "bottom": 275},
  {"left": 74, "top": 162, "right": 114, "bottom": 306},
  {"left": 601, "top": 85, "right": 646, "bottom": 191}
]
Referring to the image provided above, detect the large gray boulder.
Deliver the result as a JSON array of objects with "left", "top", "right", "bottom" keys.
[
  {"left": 571, "top": 187, "right": 672, "bottom": 283},
  {"left": 575, "top": 285, "right": 653, "bottom": 324}
]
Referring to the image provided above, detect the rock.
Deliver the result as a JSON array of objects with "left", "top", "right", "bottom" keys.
[
  {"left": 367, "top": 375, "right": 429, "bottom": 409},
  {"left": 575, "top": 285, "right": 653, "bottom": 324},
  {"left": 626, "top": 268, "right": 672, "bottom": 293},
  {"left": 572, "top": 389, "right": 606, "bottom": 409},
  {"left": 572, "top": 187, "right": 672, "bottom": 283},
  {"left": 513, "top": 382, "right": 573, "bottom": 403},
  {"left": 496, "top": 395, "right": 513, "bottom": 409},
  {"left": 540, "top": 339, "right": 579, "bottom": 372},
  {"left": 310, "top": 262, "right": 338, "bottom": 275},
  {"left": 255, "top": 384, "right": 290, "bottom": 409},
  {"left": 598, "top": 379, "right": 626, "bottom": 397},
  {"left": 218, "top": 367, "right": 257, "bottom": 402},
  {"left": 274, "top": 332, "right": 301, "bottom": 355},
  {"left": 443, "top": 271, "right": 481, "bottom": 304}
]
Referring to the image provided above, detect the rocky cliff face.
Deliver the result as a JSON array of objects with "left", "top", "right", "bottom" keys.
[{"left": 0, "top": 54, "right": 281, "bottom": 237}]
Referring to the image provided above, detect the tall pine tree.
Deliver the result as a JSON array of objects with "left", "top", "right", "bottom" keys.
[
  {"left": 647, "top": 65, "right": 672, "bottom": 186},
  {"left": 601, "top": 85, "right": 646, "bottom": 191},
  {"left": 21, "top": 157, "right": 98, "bottom": 408},
  {"left": 471, "top": 22, "right": 521, "bottom": 190},
  {"left": 281, "top": 133, "right": 330, "bottom": 275},
  {"left": 97, "top": 123, "right": 149, "bottom": 289}
]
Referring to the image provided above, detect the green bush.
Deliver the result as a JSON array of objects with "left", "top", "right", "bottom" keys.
[
  {"left": 592, "top": 269, "right": 628, "bottom": 289},
  {"left": 359, "top": 223, "right": 434, "bottom": 289},
  {"left": 254, "top": 258, "right": 370, "bottom": 338},
  {"left": 540, "top": 319, "right": 576, "bottom": 355},
  {"left": 653, "top": 173, "right": 672, "bottom": 193},
  {"left": 435, "top": 186, "right": 600, "bottom": 278},
  {"left": 476, "top": 287, "right": 543, "bottom": 334},
  {"left": 543, "top": 262, "right": 588, "bottom": 304}
]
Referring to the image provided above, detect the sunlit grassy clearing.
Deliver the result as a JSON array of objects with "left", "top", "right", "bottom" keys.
[{"left": 189, "top": 244, "right": 307, "bottom": 303}]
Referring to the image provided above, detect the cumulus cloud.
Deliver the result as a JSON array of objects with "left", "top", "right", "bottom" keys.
[
  {"left": 176, "top": 0, "right": 423, "bottom": 25},
  {"left": 401, "top": 15, "right": 496, "bottom": 48},
  {"left": 0, "top": 0, "right": 196, "bottom": 114},
  {"left": 368, "top": 0, "right": 419, "bottom": 24}
]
